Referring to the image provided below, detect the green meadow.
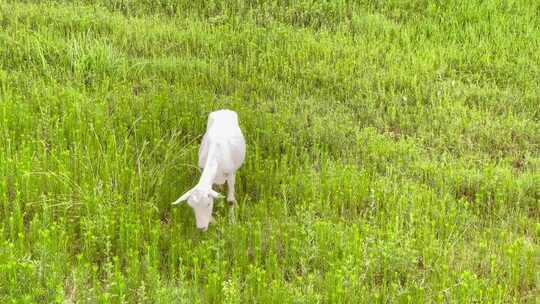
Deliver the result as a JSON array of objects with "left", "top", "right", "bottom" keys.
[{"left": 1, "top": 0, "right": 539, "bottom": 302}]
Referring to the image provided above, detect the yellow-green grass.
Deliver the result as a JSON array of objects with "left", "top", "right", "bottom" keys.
[{"left": 0, "top": 1, "right": 539, "bottom": 302}]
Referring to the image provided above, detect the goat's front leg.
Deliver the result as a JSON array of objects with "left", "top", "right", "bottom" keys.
[{"left": 226, "top": 173, "right": 236, "bottom": 206}]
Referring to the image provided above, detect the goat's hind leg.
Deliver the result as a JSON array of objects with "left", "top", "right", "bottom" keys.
[{"left": 226, "top": 173, "right": 236, "bottom": 206}]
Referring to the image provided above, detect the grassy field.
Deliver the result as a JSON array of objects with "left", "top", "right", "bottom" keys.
[{"left": 1, "top": 0, "right": 540, "bottom": 302}]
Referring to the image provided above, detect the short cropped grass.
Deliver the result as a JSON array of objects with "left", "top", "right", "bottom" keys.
[{"left": 1, "top": 0, "right": 539, "bottom": 303}]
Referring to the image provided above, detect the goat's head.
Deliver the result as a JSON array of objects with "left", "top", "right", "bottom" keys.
[{"left": 172, "top": 187, "right": 222, "bottom": 231}]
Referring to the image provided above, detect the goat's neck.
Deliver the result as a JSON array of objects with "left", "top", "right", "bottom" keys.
[{"left": 197, "top": 143, "right": 218, "bottom": 189}]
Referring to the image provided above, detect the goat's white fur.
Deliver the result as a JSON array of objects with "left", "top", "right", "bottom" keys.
[{"left": 172, "top": 109, "right": 245, "bottom": 231}]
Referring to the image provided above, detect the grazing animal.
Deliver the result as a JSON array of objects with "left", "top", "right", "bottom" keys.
[{"left": 172, "top": 109, "right": 246, "bottom": 231}]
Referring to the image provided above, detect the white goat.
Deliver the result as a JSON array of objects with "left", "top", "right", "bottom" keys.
[{"left": 172, "top": 109, "right": 246, "bottom": 231}]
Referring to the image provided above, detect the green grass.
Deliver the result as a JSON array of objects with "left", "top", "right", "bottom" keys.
[{"left": 1, "top": 0, "right": 539, "bottom": 302}]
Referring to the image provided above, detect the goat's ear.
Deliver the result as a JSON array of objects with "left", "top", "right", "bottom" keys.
[
  {"left": 172, "top": 190, "right": 191, "bottom": 205},
  {"left": 208, "top": 189, "right": 223, "bottom": 199}
]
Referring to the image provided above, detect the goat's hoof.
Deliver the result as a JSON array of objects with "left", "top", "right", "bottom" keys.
[{"left": 227, "top": 200, "right": 235, "bottom": 207}]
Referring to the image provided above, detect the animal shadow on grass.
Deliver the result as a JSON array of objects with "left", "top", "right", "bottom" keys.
[{"left": 212, "top": 184, "right": 242, "bottom": 227}]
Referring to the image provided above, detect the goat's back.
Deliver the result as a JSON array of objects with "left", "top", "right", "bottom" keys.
[{"left": 199, "top": 110, "right": 245, "bottom": 174}]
